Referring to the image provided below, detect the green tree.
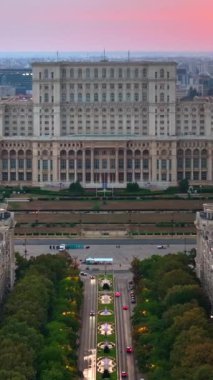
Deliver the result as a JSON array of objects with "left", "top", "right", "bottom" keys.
[
  {"left": 69, "top": 181, "right": 84, "bottom": 194},
  {"left": 126, "top": 182, "right": 140, "bottom": 192},
  {"left": 178, "top": 178, "right": 189, "bottom": 193}
]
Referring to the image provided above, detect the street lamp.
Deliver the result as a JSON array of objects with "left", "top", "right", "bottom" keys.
[{"left": 24, "top": 238, "right": 27, "bottom": 259}]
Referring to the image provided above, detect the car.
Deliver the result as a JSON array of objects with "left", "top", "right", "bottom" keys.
[
  {"left": 131, "top": 299, "right": 136, "bottom": 304},
  {"left": 85, "top": 246, "right": 90, "bottom": 249},
  {"left": 122, "top": 305, "right": 129, "bottom": 310},
  {"left": 130, "top": 291, "right": 135, "bottom": 295},
  {"left": 115, "top": 291, "right": 121, "bottom": 297},
  {"left": 157, "top": 245, "right": 166, "bottom": 249},
  {"left": 80, "top": 272, "right": 87, "bottom": 276},
  {"left": 90, "top": 311, "right": 95, "bottom": 317},
  {"left": 90, "top": 275, "right": 95, "bottom": 279},
  {"left": 126, "top": 346, "right": 133, "bottom": 353},
  {"left": 121, "top": 371, "right": 128, "bottom": 378}
]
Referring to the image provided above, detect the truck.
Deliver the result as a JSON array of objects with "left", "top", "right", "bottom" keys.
[{"left": 59, "top": 243, "right": 84, "bottom": 251}]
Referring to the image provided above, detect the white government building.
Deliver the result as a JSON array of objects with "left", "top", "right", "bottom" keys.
[{"left": 0, "top": 60, "right": 212, "bottom": 188}]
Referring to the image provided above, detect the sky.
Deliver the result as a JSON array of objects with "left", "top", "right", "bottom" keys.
[{"left": 1, "top": 0, "right": 213, "bottom": 52}]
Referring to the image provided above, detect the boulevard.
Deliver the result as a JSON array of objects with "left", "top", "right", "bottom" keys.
[{"left": 15, "top": 239, "right": 196, "bottom": 271}]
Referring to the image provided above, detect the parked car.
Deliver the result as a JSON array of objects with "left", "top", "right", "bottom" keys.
[
  {"left": 126, "top": 346, "right": 133, "bottom": 353},
  {"left": 89, "top": 311, "right": 95, "bottom": 317},
  {"left": 122, "top": 305, "right": 129, "bottom": 310},
  {"left": 115, "top": 291, "right": 121, "bottom": 297}
]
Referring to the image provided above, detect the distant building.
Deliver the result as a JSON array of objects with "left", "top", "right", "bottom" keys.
[
  {"left": 0, "top": 68, "right": 32, "bottom": 95},
  {"left": 0, "top": 206, "right": 15, "bottom": 302},
  {"left": 0, "top": 85, "right": 15, "bottom": 98}
]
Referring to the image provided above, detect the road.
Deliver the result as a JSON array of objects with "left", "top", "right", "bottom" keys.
[
  {"left": 114, "top": 274, "right": 137, "bottom": 380},
  {"left": 15, "top": 242, "right": 196, "bottom": 272},
  {"left": 78, "top": 275, "right": 97, "bottom": 380},
  {"left": 15, "top": 237, "right": 196, "bottom": 246}
]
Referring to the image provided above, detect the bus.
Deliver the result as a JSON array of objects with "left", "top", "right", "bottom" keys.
[{"left": 85, "top": 257, "right": 113, "bottom": 265}]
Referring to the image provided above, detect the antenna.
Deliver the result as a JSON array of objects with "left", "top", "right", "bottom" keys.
[
  {"left": 104, "top": 48, "right": 106, "bottom": 60},
  {"left": 56, "top": 51, "right": 59, "bottom": 61},
  {"left": 127, "top": 51, "right": 130, "bottom": 61}
]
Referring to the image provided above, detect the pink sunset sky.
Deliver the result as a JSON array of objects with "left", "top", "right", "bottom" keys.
[{"left": 1, "top": 0, "right": 213, "bottom": 51}]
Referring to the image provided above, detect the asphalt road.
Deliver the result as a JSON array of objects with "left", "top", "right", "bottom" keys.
[
  {"left": 15, "top": 237, "right": 196, "bottom": 246},
  {"left": 15, "top": 242, "right": 196, "bottom": 272}
]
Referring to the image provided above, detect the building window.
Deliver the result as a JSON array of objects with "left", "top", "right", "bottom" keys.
[
  {"left": 11, "top": 172, "right": 16, "bottom": 181},
  {"left": 42, "top": 160, "right": 48, "bottom": 170},
  {"left": 86, "top": 68, "right": 90, "bottom": 78},
  {"left": 10, "top": 159, "right": 16, "bottom": 169},
  {"left": 2, "top": 159, "right": 8, "bottom": 169},
  {"left": 161, "top": 159, "right": 167, "bottom": 169},
  {"left": 94, "top": 159, "right": 99, "bottom": 169},
  {"left": 135, "top": 159, "right": 140, "bottom": 169},
  {"left": 18, "top": 159, "right": 24, "bottom": 169},
  {"left": 60, "top": 159, "right": 66, "bottom": 169},
  {"left": 127, "top": 159, "right": 132, "bottom": 169},
  {"left": 18, "top": 172, "right": 24, "bottom": 181},
  {"left": 119, "top": 159, "right": 124, "bottom": 169},
  {"left": 160, "top": 68, "right": 164, "bottom": 78},
  {"left": 201, "top": 172, "right": 207, "bottom": 180},
  {"left": 143, "top": 159, "right": 149, "bottom": 169},
  {"left": 69, "top": 159, "right": 74, "bottom": 169},
  {"left": 102, "top": 159, "right": 107, "bottom": 169},
  {"left": 2, "top": 172, "right": 8, "bottom": 181}
]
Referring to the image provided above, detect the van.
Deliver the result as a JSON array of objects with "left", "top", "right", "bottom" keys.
[{"left": 59, "top": 244, "right": 65, "bottom": 252}]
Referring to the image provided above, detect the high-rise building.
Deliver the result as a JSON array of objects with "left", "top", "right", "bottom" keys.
[{"left": 0, "top": 60, "right": 212, "bottom": 188}]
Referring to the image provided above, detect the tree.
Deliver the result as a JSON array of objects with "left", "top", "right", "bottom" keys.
[
  {"left": 178, "top": 178, "right": 189, "bottom": 193},
  {"left": 69, "top": 181, "right": 84, "bottom": 194},
  {"left": 126, "top": 182, "right": 140, "bottom": 192}
]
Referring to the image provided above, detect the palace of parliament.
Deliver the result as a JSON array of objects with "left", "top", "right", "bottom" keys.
[{"left": 0, "top": 60, "right": 212, "bottom": 188}]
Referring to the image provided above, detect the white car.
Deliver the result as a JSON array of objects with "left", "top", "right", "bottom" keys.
[{"left": 157, "top": 245, "right": 166, "bottom": 249}]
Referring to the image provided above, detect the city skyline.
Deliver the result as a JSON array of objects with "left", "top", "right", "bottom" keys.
[{"left": 1, "top": 0, "right": 213, "bottom": 52}]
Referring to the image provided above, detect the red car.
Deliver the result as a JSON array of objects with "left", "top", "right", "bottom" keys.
[
  {"left": 122, "top": 305, "right": 129, "bottom": 310},
  {"left": 126, "top": 346, "right": 133, "bottom": 353},
  {"left": 121, "top": 371, "right": 128, "bottom": 378},
  {"left": 115, "top": 291, "right": 121, "bottom": 297}
]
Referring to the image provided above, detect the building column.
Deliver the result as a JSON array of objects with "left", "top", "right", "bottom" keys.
[
  {"left": 115, "top": 148, "right": 119, "bottom": 184},
  {"left": 91, "top": 149, "right": 94, "bottom": 184},
  {"left": 82, "top": 150, "right": 86, "bottom": 186},
  {"left": 132, "top": 155, "right": 135, "bottom": 182},
  {"left": 74, "top": 154, "right": 77, "bottom": 182},
  {"left": 124, "top": 148, "right": 127, "bottom": 185},
  {"left": 207, "top": 151, "right": 212, "bottom": 181},
  {"left": 52, "top": 142, "right": 59, "bottom": 183}
]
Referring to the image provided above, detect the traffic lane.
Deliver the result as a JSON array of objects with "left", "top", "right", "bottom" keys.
[
  {"left": 117, "top": 275, "right": 136, "bottom": 380},
  {"left": 114, "top": 277, "right": 126, "bottom": 378},
  {"left": 78, "top": 276, "right": 97, "bottom": 379},
  {"left": 15, "top": 237, "right": 196, "bottom": 246},
  {"left": 15, "top": 244, "right": 196, "bottom": 264}
]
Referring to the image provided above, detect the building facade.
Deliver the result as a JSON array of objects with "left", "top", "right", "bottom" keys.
[
  {"left": 0, "top": 206, "right": 15, "bottom": 302},
  {"left": 0, "top": 60, "right": 212, "bottom": 188},
  {"left": 195, "top": 204, "right": 213, "bottom": 307}
]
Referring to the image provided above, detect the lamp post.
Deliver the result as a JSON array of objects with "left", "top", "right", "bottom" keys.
[{"left": 24, "top": 238, "right": 27, "bottom": 259}]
